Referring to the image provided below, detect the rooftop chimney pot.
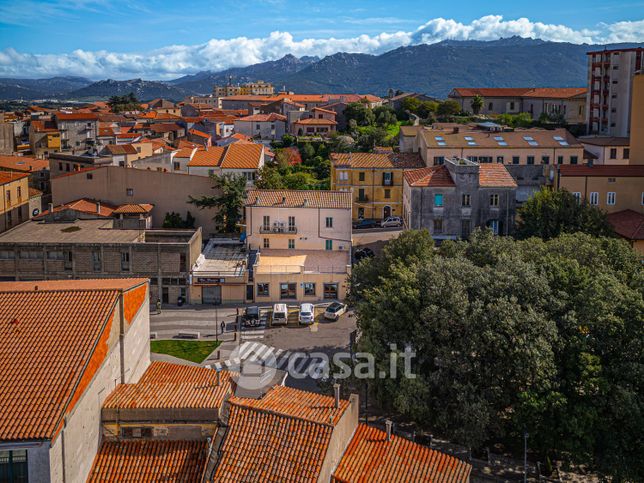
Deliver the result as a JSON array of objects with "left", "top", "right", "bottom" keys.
[
  {"left": 333, "top": 383, "right": 340, "bottom": 409},
  {"left": 385, "top": 419, "right": 393, "bottom": 441}
]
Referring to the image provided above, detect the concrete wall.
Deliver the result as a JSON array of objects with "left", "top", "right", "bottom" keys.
[
  {"left": 252, "top": 270, "right": 349, "bottom": 302},
  {"left": 630, "top": 73, "right": 644, "bottom": 165},
  {"left": 51, "top": 166, "right": 220, "bottom": 236},
  {"left": 318, "top": 394, "right": 359, "bottom": 483},
  {"left": 234, "top": 120, "right": 286, "bottom": 140},
  {"left": 558, "top": 174, "right": 644, "bottom": 214}
]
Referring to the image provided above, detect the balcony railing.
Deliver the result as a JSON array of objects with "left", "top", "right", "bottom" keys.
[{"left": 259, "top": 225, "right": 298, "bottom": 234}]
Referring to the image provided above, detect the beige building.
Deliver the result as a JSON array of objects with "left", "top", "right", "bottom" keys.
[
  {"left": 0, "top": 171, "right": 30, "bottom": 233},
  {"left": 586, "top": 47, "right": 644, "bottom": 137},
  {"left": 579, "top": 137, "right": 630, "bottom": 164},
  {"left": 245, "top": 190, "right": 352, "bottom": 302},
  {"left": 630, "top": 72, "right": 644, "bottom": 165}
]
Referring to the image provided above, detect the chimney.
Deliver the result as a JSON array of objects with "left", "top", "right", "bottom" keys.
[
  {"left": 216, "top": 370, "right": 220, "bottom": 386},
  {"left": 333, "top": 383, "right": 340, "bottom": 409},
  {"left": 303, "top": 198, "right": 308, "bottom": 207},
  {"left": 48, "top": 202, "right": 53, "bottom": 213},
  {"left": 453, "top": 126, "right": 460, "bottom": 134},
  {"left": 385, "top": 419, "right": 393, "bottom": 441},
  {"left": 96, "top": 201, "right": 101, "bottom": 214},
  {"left": 281, "top": 196, "right": 286, "bottom": 204}
]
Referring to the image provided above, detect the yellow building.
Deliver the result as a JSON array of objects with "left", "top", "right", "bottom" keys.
[
  {"left": 330, "top": 152, "right": 425, "bottom": 220},
  {"left": 630, "top": 72, "right": 644, "bottom": 165},
  {"left": 0, "top": 171, "right": 30, "bottom": 233}
]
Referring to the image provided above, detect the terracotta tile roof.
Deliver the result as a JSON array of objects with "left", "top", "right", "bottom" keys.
[
  {"left": 420, "top": 127, "right": 581, "bottom": 149},
  {"left": 103, "top": 361, "right": 234, "bottom": 410},
  {"left": 38, "top": 198, "right": 116, "bottom": 218},
  {"left": 267, "top": 94, "right": 328, "bottom": 103},
  {"left": 312, "top": 106, "right": 338, "bottom": 115},
  {"left": 30, "top": 120, "right": 58, "bottom": 133},
  {"left": 231, "top": 133, "right": 252, "bottom": 141},
  {"left": 479, "top": 164, "right": 518, "bottom": 188},
  {"left": 0, "top": 171, "right": 29, "bottom": 185},
  {"left": 176, "top": 146, "right": 198, "bottom": 159},
  {"left": 236, "top": 113, "right": 287, "bottom": 122},
  {"left": 28, "top": 187, "right": 43, "bottom": 198},
  {"left": 0, "top": 279, "right": 147, "bottom": 441},
  {"left": 55, "top": 112, "right": 98, "bottom": 121},
  {"left": 451, "top": 87, "right": 586, "bottom": 99},
  {"left": 579, "top": 136, "right": 630, "bottom": 146},
  {"left": 98, "top": 127, "right": 116, "bottom": 137},
  {"left": 104, "top": 144, "right": 138, "bottom": 155},
  {"left": 607, "top": 210, "right": 644, "bottom": 240},
  {"left": 0, "top": 155, "right": 49, "bottom": 172},
  {"left": 404, "top": 166, "right": 455, "bottom": 188},
  {"left": 295, "top": 117, "right": 338, "bottom": 125},
  {"left": 88, "top": 440, "right": 208, "bottom": 482},
  {"left": 246, "top": 189, "right": 352, "bottom": 209},
  {"left": 212, "top": 404, "right": 333, "bottom": 482},
  {"left": 150, "top": 123, "right": 183, "bottom": 133},
  {"left": 331, "top": 152, "right": 424, "bottom": 169},
  {"left": 177, "top": 139, "right": 201, "bottom": 149},
  {"left": 230, "top": 385, "right": 349, "bottom": 425},
  {"left": 332, "top": 424, "right": 472, "bottom": 483},
  {"left": 189, "top": 128, "right": 211, "bottom": 139},
  {"left": 113, "top": 203, "right": 154, "bottom": 214},
  {"left": 220, "top": 143, "right": 263, "bottom": 169},
  {"left": 115, "top": 132, "right": 141, "bottom": 139},
  {"left": 558, "top": 165, "right": 644, "bottom": 177},
  {"left": 188, "top": 146, "right": 226, "bottom": 167}
]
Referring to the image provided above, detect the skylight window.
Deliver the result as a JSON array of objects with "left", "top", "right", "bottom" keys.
[
  {"left": 498, "top": 141, "right": 508, "bottom": 146},
  {"left": 435, "top": 136, "right": 444, "bottom": 141},
  {"left": 467, "top": 141, "right": 477, "bottom": 146},
  {"left": 494, "top": 136, "right": 504, "bottom": 141},
  {"left": 553, "top": 136, "right": 564, "bottom": 141},
  {"left": 523, "top": 136, "right": 535, "bottom": 141},
  {"left": 528, "top": 141, "right": 539, "bottom": 146},
  {"left": 437, "top": 141, "right": 447, "bottom": 146},
  {"left": 464, "top": 136, "right": 474, "bottom": 141},
  {"left": 558, "top": 141, "right": 569, "bottom": 146}
]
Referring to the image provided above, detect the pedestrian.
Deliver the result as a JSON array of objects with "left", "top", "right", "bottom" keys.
[
  {"left": 156, "top": 298, "right": 161, "bottom": 315},
  {"left": 220, "top": 320, "right": 226, "bottom": 335}
]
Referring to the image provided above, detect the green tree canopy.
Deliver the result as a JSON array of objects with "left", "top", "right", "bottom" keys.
[
  {"left": 516, "top": 188, "right": 614, "bottom": 240},
  {"left": 189, "top": 172, "right": 246, "bottom": 233},
  {"left": 108, "top": 92, "right": 142, "bottom": 113},
  {"left": 470, "top": 94, "right": 484, "bottom": 114},
  {"left": 437, "top": 99, "right": 461, "bottom": 117},
  {"left": 345, "top": 102, "right": 376, "bottom": 127}
]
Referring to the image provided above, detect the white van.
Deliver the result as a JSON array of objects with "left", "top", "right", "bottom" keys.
[
  {"left": 298, "top": 303, "right": 315, "bottom": 325},
  {"left": 272, "top": 303, "right": 288, "bottom": 326}
]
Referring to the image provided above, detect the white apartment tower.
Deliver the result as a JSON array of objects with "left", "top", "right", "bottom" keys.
[{"left": 586, "top": 47, "right": 644, "bottom": 137}]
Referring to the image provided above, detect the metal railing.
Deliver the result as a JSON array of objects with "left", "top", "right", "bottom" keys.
[{"left": 259, "top": 225, "right": 298, "bottom": 234}]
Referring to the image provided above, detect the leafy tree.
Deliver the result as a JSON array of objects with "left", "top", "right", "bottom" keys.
[
  {"left": 281, "top": 133, "right": 296, "bottom": 147},
  {"left": 436, "top": 99, "right": 461, "bottom": 117},
  {"left": 373, "top": 105, "right": 397, "bottom": 126},
  {"left": 344, "top": 102, "right": 376, "bottom": 127},
  {"left": 255, "top": 165, "right": 285, "bottom": 189},
  {"left": 283, "top": 171, "right": 318, "bottom": 190},
  {"left": 497, "top": 112, "right": 534, "bottom": 128},
  {"left": 470, "top": 94, "right": 484, "bottom": 114},
  {"left": 401, "top": 96, "right": 421, "bottom": 114},
  {"left": 108, "top": 92, "right": 142, "bottom": 113},
  {"left": 516, "top": 188, "right": 614, "bottom": 240},
  {"left": 300, "top": 142, "right": 316, "bottom": 161},
  {"left": 189, "top": 172, "right": 246, "bottom": 233},
  {"left": 162, "top": 211, "right": 196, "bottom": 228}
]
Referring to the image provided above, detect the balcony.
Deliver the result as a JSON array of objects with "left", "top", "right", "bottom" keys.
[{"left": 259, "top": 223, "right": 297, "bottom": 234}]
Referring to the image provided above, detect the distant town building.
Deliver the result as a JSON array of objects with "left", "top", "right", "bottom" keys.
[
  {"left": 0, "top": 155, "right": 51, "bottom": 208},
  {"left": 586, "top": 47, "right": 644, "bottom": 137},
  {"left": 234, "top": 113, "right": 287, "bottom": 140},
  {"left": 0, "top": 171, "right": 30, "bottom": 233},
  {"left": 213, "top": 80, "right": 275, "bottom": 97},
  {"left": 54, "top": 112, "right": 98, "bottom": 153}
]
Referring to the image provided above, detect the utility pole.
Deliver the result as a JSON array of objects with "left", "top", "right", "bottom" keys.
[{"left": 524, "top": 430, "right": 529, "bottom": 483}]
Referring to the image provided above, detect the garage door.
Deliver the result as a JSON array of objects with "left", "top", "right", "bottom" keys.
[{"left": 202, "top": 286, "right": 222, "bottom": 305}]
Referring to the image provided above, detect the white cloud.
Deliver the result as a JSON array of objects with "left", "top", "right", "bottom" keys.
[{"left": 0, "top": 15, "right": 642, "bottom": 80}]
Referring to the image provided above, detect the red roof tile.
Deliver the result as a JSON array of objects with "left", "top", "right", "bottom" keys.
[
  {"left": 294, "top": 117, "right": 338, "bottom": 125},
  {"left": 558, "top": 165, "right": 644, "bottom": 177},
  {"left": 331, "top": 152, "right": 424, "bottom": 169},
  {"left": 607, "top": 210, "right": 644, "bottom": 240},
  {"left": 404, "top": 166, "right": 455, "bottom": 187},
  {"left": 37, "top": 198, "right": 116, "bottom": 218},
  {"left": 0, "top": 155, "right": 49, "bottom": 172},
  {"left": 189, "top": 128, "right": 211, "bottom": 139},
  {"left": 333, "top": 424, "right": 472, "bottom": 483},
  {"left": 112, "top": 203, "right": 154, "bottom": 214},
  {"left": 479, "top": 164, "right": 517, "bottom": 188},
  {"left": 236, "top": 113, "right": 287, "bottom": 122},
  {"left": 451, "top": 87, "right": 586, "bottom": 99},
  {"left": 220, "top": 143, "right": 263, "bottom": 169},
  {"left": 246, "top": 189, "right": 352, "bottom": 209},
  {"left": 55, "top": 112, "right": 98, "bottom": 121},
  {"left": 0, "top": 171, "right": 29, "bottom": 185},
  {"left": 188, "top": 146, "right": 226, "bottom": 167},
  {"left": 88, "top": 440, "right": 208, "bottom": 482}
]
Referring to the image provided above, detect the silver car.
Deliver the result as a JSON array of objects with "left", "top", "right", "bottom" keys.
[
  {"left": 381, "top": 216, "right": 403, "bottom": 228},
  {"left": 324, "top": 302, "right": 347, "bottom": 321}
]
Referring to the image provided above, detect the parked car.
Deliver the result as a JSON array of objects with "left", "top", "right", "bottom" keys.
[
  {"left": 353, "top": 219, "right": 379, "bottom": 229},
  {"left": 298, "top": 303, "right": 315, "bottom": 325},
  {"left": 272, "top": 303, "right": 288, "bottom": 326},
  {"left": 381, "top": 216, "right": 403, "bottom": 228},
  {"left": 324, "top": 302, "right": 347, "bottom": 321},
  {"left": 242, "top": 306, "right": 260, "bottom": 327},
  {"left": 354, "top": 247, "right": 375, "bottom": 263}
]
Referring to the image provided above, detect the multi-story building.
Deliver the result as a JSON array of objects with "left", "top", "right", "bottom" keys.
[
  {"left": 586, "top": 47, "right": 644, "bottom": 137},
  {"left": 331, "top": 152, "right": 425, "bottom": 221},
  {"left": 0, "top": 155, "right": 51, "bottom": 208},
  {"left": 28, "top": 119, "right": 60, "bottom": 157},
  {"left": 449, "top": 88, "right": 587, "bottom": 124},
  {"left": 48, "top": 152, "right": 113, "bottom": 177},
  {"left": 244, "top": 190, "right": 352, "bottom": 302},
  {"left": 234, "top": 113, "right": 287, "bottom": 140},
  {"left": 578, "top": 137, "right": 630, "bottom": 164},
  {"left": 403, "top": 158, "right": 517, "bottom": 239},
  {"left": 214, "top": 80, "right": 275, "bottom": 98},
  {"left": 0, "top": 171, "right": 30, "bottom": 233},
  {"left": 0, "top": 212, "right": 201, "bottom": 303},
  {"left": 630, "top": 71, "right": 644, "bottom": 165},
  {"left": 186, "top": 143, "right": 264, "bottom": 184},
  {"left": 0, "top": 278, "right": 150, "bottom": 482},
  {"left": 54, "top": 112, "right": 98, "bottom": 153}
]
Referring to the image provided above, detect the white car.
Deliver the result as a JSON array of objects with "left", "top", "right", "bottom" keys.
[
  {"left": 381, "top": 216, "right": 403, "bottom": 228},
  {"left": 298, "top": 303, "right": 315, "bottom": 325},
  {"left": 324, "top": 302, "right": 347, "bottom": 321},
  {"left": 272, "top": 303, "right": 288, "bottom": 326}
]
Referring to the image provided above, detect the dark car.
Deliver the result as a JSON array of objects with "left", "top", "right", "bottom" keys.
[
  {"left": 243, "top": 306, "right": 260, "bottom": 327},
  {"left": 353, "top": 219, "right": 379, "bottom": 229},
  {"left": 354, "top": 247, "right": 375, "bottom": 263}
]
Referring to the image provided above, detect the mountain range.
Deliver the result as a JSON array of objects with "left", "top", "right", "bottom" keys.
[{"left": 1, "top": 37, "right": 642, "bottom": 102}]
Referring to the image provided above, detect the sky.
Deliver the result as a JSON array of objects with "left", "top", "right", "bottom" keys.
[{"left": 0, "top": 0, "right": 643, "bottom": 79}]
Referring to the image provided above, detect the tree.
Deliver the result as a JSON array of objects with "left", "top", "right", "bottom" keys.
[
  {"left": 107, "top": 92, "right": 141, "bottom": 113},
  {"left": 516, "top": 188, "right": 614, "bottom": 240},
  {"left": 470, "top": 94, "right": 484, "bottom": 115},
  {"left": 189, "top": 173, "right": 246, "bottom": 233},
  {"left": 281, "top": 133, "right": 296, "bottom": 147},
  {"left": 255, "top": 165, "right": 284, "bottom": 189},
  {"left": 351, "top": 229, "right": 644, "bottom": 480},
  {"left": 344, "top": 102, "right": 375, "bottom": 127},
  {"left": 162, "top": 211, "right": 196, "bottom": 228},
  {"left": 300, "top": 142, "right": 316, "bottom": 161},
  {"left": 436, "top": 99, "right": 461, "bottom": 117}
]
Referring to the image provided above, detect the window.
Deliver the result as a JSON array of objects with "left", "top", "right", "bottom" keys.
[
  {"left": 59, "top": 162, "right": 63, "bottom": 171},
  {"left": 488, "top": 102, "right": 493, "bottom": 110},
  {"left": 624, "top": 148, "right": 630, "bottom": 159},
  {"left": 126, "top": 188, "right": 134, "bottom": 196},
  {"left": 262, "top": 215, "right": 270, "bottom": 231},
  {"left": 288, "top": 216, "right": 295, "bottom": 232},
  {"left": 527, "top": 156, "right": 535, "bottom": 165},
  {"left": 384, "top": 188, "right": 391, "bottom": 199},
  {"left": 325, "top": 239, "right": 333, "bottom": 250},
  {"left": 303, "top": 282, "right": 316, "bottom": 296},
  {"left": 573, "top": 192, "right": 581, "bottom": 203},
  {"left": 280, "top": 282, "right": 296, "bottom": 299},
  {"left": 257, "top": 283, "right": 269, "bottom": 296},
  {"left": 0, "top": 250, "right": 15, "bottom": 260},
  {"left": 173, "top": 161, "right": 180, "bottom": 170},
  {"left": 509, "top": 101, "right": 515, "bottom": 110},
  {"left": 557, "top": 156, "right": 564, "bottom": 165},
  {"left": 490, "top": 194, "right": 500, "bottom": 207},
  {"left": 86, "top": 173, "right": 93, "bottom": 180},
  {"left": 121, "top": 251, "right": 130, "bottom": 271},
  {"left": 17, "top": 187, "right": 21, "bottom": 200},
  {"left": 92, "top": 251, "right": 101, "bottom": 271},
  {"left": 325, "top": 217, "right": 333, "bottom": 228},
  {"left": 64, "top": 250, "right": 73, "bottom": 271},
  {"left": 433, "top": 156, "right": 445, "bottom": 165},
  {"left": 607, "top": 192, "right": 616, "bottom": 205},
  {"left": 47, "top": 250, "right": 64, "bottom": 260},
  {"left": 589, "top": 192, "right": 599, "bottom": 205},
  {"left": 383, "top": 172, "right": 393, "bottom": 186},
  {"left": 358, "top": 188, "right": 366, "bottom": 201},
  {"left": 433, "top": 218, "right": 443, "bottom": 233},
  {"left": 570, "top": 156, "right": 578, "bottom": 165},
  {"left": 0, "top": 449, "right": 28, "bottom": 482},
  {"left": 338, "top": 171, "right": 348, "bottom": 181},
  {"left": 20, "top": 250, "right": 43, "bottom": 259},
  {"left": 263, "top": 238, "right": 270, "bottom": 249},
  {"left": 496, "top": 156, "right": 504, "bottom": 164},
  {"left": 610, "top": 148, "right": 617, "bottom": 159},
  {"left": 323, "top": 283, "right": 338, "bottom": 300},
  {"left": 488, "top": 219, "right": 500, "bottom": 235},
  {"left": 358, "top": 172, "right": 365, "bottom": 181},
  {"left": 512, "top": 156, "right": 520, "bottom": 165},
  {"left": 288, "top": 239, "right": 295, "bottom": 249},
  {"left": 434, "top": 193, "right": 443, "bottom": 207},
  {"left": 461, "top": 220, "right": 471, "bottom": 239},
  {"left": 541, "top": 156, "right": 550, "bottom": 165},
  {"left": 462, "top": 193, "right": 471, "bottom": 207}
]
